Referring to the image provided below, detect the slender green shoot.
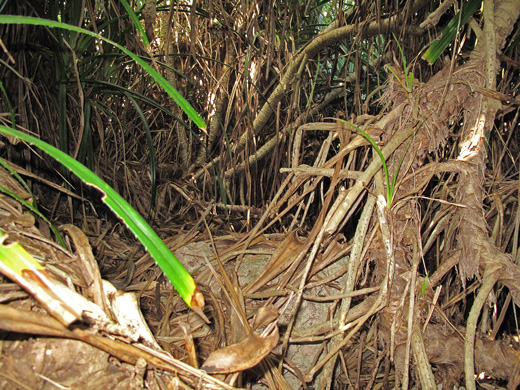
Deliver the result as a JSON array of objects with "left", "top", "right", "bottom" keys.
[
  {"left": 0, "top": 158, "right": 36, "bottom": 207},
  {"left": 421, "top": 271, "right": 430, "bottom": 296},
  {"left": 0, "top": 125, "right": 201, "bottom": 309},
  {"left": 389, "top": 34, "right": 414, "bottom": 98},
  {"left": 120, "top": 0, "right": 149, "bottom": 47},
  {"left": 335, "top": 118, "right": 393, "bottom": 206},
  {"left": 306, "top": 54, "right": 320, "bottom": 108}
]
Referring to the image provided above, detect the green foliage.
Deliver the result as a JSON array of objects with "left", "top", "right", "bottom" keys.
[
  {"left": 388, "top": 35, "right": 414, "bottom": 99},
  {"left": 335, "top": 117, "right": 417, "bottom": 208},
  {"left": 0, "top": 124, "right": 199, "bottom": 308},
  {"left": 335, "top": 118, "right": 395, "bottom": 207},
  {"left": 423, "top": 0, "right": 483, "bottom": 64},
  {"left": 0, "top": 231, "right": 45, "bottom": 275},
  {"left": 421, "top": 272, "right": 430, "bottom": 296},
  {"left": 0, "top": 15, "right": 206, "bottom": 130},
  {"left": 120, "top": 0, "right": 150, "bottom": 47},
  {"left": 0, "top": 12, "right": 206, "bottom": 214}
]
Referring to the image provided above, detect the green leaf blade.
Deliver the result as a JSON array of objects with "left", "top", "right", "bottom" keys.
[
  {"left": 0, "top": 125, "right": 198, "bottom": 308},
  {"left": 423, "top": 0, "right": 483, "bottom": 64},
  {"left": 0, "top": 16, "right": 206, "bottom": 130},
  {"left": 0, "top": 231, "right": 45, "bottom": 275}
]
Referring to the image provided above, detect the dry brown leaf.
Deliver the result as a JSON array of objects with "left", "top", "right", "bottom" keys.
[
  {"left": 251, "top": 306, "right": 278, "bottom": 330},
  {"left": 244, "top": 231, "right": 305, "bottom": 294},
  {"left": 179, "top": 322, "right": 198, "bottom": 369},
  {"left": 200, "top": 326, "right": 279, "bottom": 374}
]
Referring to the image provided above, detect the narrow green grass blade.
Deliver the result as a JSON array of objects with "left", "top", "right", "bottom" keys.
[
  {"left": 422, "top": 272, "right": 430, "bottom": 296},
  {"left": 0, "top": 16, "right": 206, "bottom": 130},
  {"left": 423, "top": 0, "right": 483, "bottom": 64},
  {"left": 335, "top": 118, "right": 392, "bottom": 205},
  {"left": 120, "top": 0, "right": 150, "bottom": 47},
  {"left": 0, "top": 125, "right": 198, "bottom": 308},
  {"left": 393, "top": 34, "right": 408, "bottom": 75}
]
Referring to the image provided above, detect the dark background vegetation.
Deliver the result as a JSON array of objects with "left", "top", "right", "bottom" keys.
[{"left": 1, "top": 0, "right": 520, "bottom": 388}]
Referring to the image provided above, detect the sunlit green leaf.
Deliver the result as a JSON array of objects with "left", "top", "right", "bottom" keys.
[{"left": 0, "top": 231, "right": 44, "bottom": 275}]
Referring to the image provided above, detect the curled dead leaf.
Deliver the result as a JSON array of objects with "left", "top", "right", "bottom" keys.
[
  {"left": 251, "top": 306, "right": 278, "bottom": 330},
  {"left": 245, "top": 231, "right": 305, "bottom": 294},
  {"left": 201, "top": 325, "right": 279, "bottom": 374}
]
